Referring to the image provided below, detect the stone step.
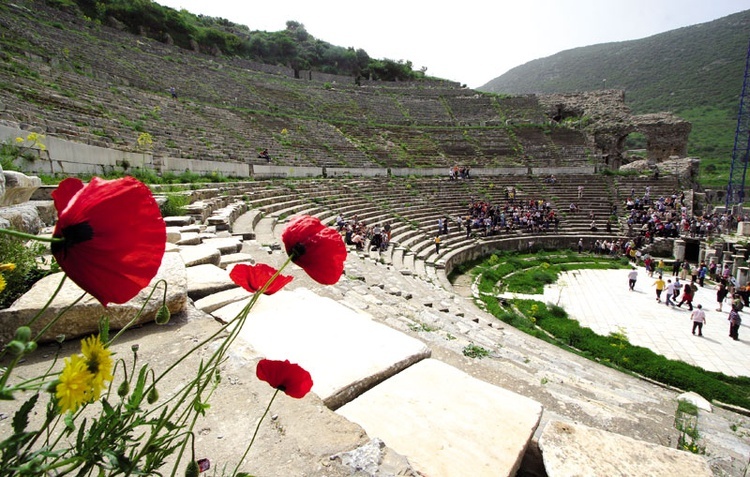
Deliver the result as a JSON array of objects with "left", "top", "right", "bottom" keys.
[
  {"left": 539, "top": 420, "right": 712, "bottom": 477},
  {"left": 337, "top": 359, "right": 542, "bottom": 477},
  {"left": 212, "top": 288, "right": 431, "bottom": 409}
]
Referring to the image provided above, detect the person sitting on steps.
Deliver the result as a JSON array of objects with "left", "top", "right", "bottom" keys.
[{"left": 258, "top": 148, "right": 271, "bottom": 162}]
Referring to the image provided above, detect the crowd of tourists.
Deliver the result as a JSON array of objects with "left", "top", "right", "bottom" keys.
[
  {"left": 337, "top": 214, "right": 391, "bottom": 252},
  {"left": 459, "top": 188, "right": 560, "bottom": 237}
]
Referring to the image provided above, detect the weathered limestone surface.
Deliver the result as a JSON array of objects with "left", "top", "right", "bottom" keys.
[
  {"left": 0, "top": 202, "right": 45, "bottom": 234},
  {"left": 337, "top": 358, "right": 543, "bottom": 477},
  {"left": 185, "top": 263, "right": 236, "bottom": 300},
  {"left": 539, "top": 420, "right": 712, "bottom": 477},
  {"left": 178, "top": 243, "right": 221, "bottom": 267},
  {"left": 0, "top": 253, "right": 187, "bottom": 345},
  {"left": 1, "top": 171, "right": 42, "bottom": 206},
  {"left": 213, "top": 287, "right": 432, "bottom": 409}
]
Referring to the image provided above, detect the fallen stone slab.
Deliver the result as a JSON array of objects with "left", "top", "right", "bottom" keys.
[
  {"left": 186, "top": 263, "right": 237, "bottom": 300},
  {"left": 0, "top": 252, "right": 187, "bottom": 345},
  {"left": 194, "top": 287, "right": 250, "bottom": 314},
  {"left": 538, "top": 420, "right": 712, "bottom": 477},
  {"left": 218, "top": 252, "right": 255, "bottom": 269},
  {"left": 176, "top": 232, "right": 201, "bottom": 246},
  {"left": 163, "top": 216, "right": 194, "bottom": 227},
  {"left": 213, "top": 288, "right": 431, "bottom": 409},
  {"left": 2, "top": 170, "right": 41, "bottom": 206},
  {"left": 201, "top": 237, "right": 243, "bottom": 255},
  {"left": 165, "top": 226, "right": 182, "bottom": 243},
  {"left": 336, "top": 358, "right": 542, "bottom": 477},
  {"left": 178, "top": 244, "right": 221, "bottom": 267}
]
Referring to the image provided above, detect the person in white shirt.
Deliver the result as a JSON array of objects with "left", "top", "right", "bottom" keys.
[
  {"left": 628, "top": 269, "right": 638, "bottom": 291},
  {"left": 690, "top": 305, "right": 706, "bottom": 336}
]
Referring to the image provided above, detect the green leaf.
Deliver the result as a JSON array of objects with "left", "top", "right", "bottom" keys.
[
  {"left": 192, "top": 400, "right": 210, "bottom": 416},
  {"left": 99, "top": 316, "right": 110, "bottom": 343},
  {"left": 12, "top": 394, "right": 38, "bottom": 434}
]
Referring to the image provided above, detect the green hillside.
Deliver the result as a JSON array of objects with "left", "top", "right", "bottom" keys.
[{"left": 480, "top": 10, "right": 750, "bottom": 188}]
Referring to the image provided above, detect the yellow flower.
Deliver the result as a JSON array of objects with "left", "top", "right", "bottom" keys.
[
  {"left": 0, "top": 263, "right": 16, "bottom": 272},
  {"left": 56, "top": 354, "right": 94, "bottom": 413},
  {"left": 81, "top": 335, "right": 114, "bottom": 399}
]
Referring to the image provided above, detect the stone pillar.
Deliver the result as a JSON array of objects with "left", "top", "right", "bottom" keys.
[
  {"left": 723, "top": 250, "right": 734, "bottom": 265},
  {"left": 698, "top": 247, "right": 706, "bottom": 264},
  {"left": 733, "top": 250, "right": 746, "bottom": 274},
  {"left": 737, "top": 267, "right": 750, "bottom": 287},
  {"left": 673, "top": 239, "right": 686, "bottom": 261}
]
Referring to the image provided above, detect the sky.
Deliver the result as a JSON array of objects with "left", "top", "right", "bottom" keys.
[{"left": 154, "top": 0, "right": 748, "bottom": 89}]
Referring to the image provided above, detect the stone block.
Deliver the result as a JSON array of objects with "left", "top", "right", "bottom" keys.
[
  {"left": 163, "top": 216, "right": 194, "bottom": 227},
  {"left": 218, "top": 253, "right": 255, "bottom": 269},
  {"left": 213, "top": 288, "right": 431, "bottom": 409},
  {"left": 1, "top": 171, "right": 42, "bottom": 206},
  {"left": 337, "top": 359, "right": 542, "bottom": 477},
  {"left": 194, "top": 287, "right": 250, "bottom": 314},
  {"left": 165, "top": 226, "right": 182, "bottom": 243},
  {"left": 0, "top": 253, "right": 187, "bottom": 345},
  {"left": 176, "top": 232, "right": 202, "bottom": 246},
  {"left": 178, "top": 244, "right": 221, "bottom": 267},
  {"left": 185, "top": 263, "right": 237, "bottom": 300},
  {"left": 539, "top": 420, "right": 712, "bottom": 477},
  {"left": 201, "top": 237, "right": 243, "bottom": 255}
]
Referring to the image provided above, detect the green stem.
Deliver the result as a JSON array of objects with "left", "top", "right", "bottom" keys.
[
  {"left": 232, "top": 388, "right": 279, "bottom": 476},
  {"left": 0, "top": 228, "right": 63, "bottom": 244}
]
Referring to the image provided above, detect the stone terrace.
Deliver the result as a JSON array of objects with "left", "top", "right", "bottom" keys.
[
  {"left": 138, "top": 174, "right": 681, "bottom": 287},
  {"left": 0, "top": 0, "right": 593, "bottom": 170}
]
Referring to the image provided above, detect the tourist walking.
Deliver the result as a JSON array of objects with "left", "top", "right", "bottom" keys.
[
  {"left": 665, "top": 279, "right": 675, "bottom": 307},
  {"left": 729, "top": 308, "right": 742, "bottom": 340},
  {"left": 653, "top": 275, "right": 665, "bottom": 302},
  {"left": 716, "top": 282, "right": 729, "bottom": 311},
  {"left": 676, "top": 282, "right": 695, "bottom": 311},
  {"left": 690, "top": 305, "right": 706, "bottom": 336},
  {"left": 628, "top": 269, "right": 638, "bottom": 291}
]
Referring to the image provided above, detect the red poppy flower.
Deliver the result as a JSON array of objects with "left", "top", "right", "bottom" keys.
[
  {"left": 256, "top": 359, "right": 313, "bottom": 399},
  {"left": 229, "top": 263, "right": 292, "bottom": 295},
  {"left": 281, "top": 215, "right": 346, "bottom": 285},
  {"left": 51, "top": 177, "right": 166, "bottom": 307}
]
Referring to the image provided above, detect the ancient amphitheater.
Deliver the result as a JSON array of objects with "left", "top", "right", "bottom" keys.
[{"left": 0, "top": 1, "right": 748, "bottom": 476}]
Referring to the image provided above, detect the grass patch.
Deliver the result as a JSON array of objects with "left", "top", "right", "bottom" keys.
[
  {"left": 471, "top": 251, "right": 750, "bottom": 410},
  {"left": 0, "top": 235, "right": 57, "bottom": 309}
]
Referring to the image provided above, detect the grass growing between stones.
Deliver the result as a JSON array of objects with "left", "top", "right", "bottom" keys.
[
  {"left": 675, "top": 400, "right": 705, "bottom": 454},
  {"left": 472, "top": 252, "right": 750, "bottom": 410}
]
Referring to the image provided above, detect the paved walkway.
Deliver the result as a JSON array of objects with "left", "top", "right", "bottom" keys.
[{"left": 503, "top": 267, "right": 750, "bottom": 377}]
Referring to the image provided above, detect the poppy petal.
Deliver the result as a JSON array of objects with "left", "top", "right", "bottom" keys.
[
  {"left": 281, "top": 215, "right": 346, "bottom": 285},
  {"left": 229, "top": 263, "right": 292, "bottom": 295},
  {"left": 52, "top": 177, "right": 166, "bottom": 306},
  {"left": 52, "top": 177, "right": 84, "bottom": 213},
  {"left": 256, "top": 359, "right": 313, "bottom": 399}
]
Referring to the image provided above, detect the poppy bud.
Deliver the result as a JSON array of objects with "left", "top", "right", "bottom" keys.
[
  {"left": 155, "top": 305, "right": 171, "bottom": 325},
  {"left": 14, "top": 326, "right": 32, "bottom": 343},
  {"left": 7, "top": 340, "right": 25, "bottom": 356},
  {"left": 185, "top": 461, "right": 199, "bottom": 477},
  {"left": 147, "top": 387, "right": 159, "bottom": 404},
  {"left": 117, "top": 380, "right": 130, "bottom": 397}
]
